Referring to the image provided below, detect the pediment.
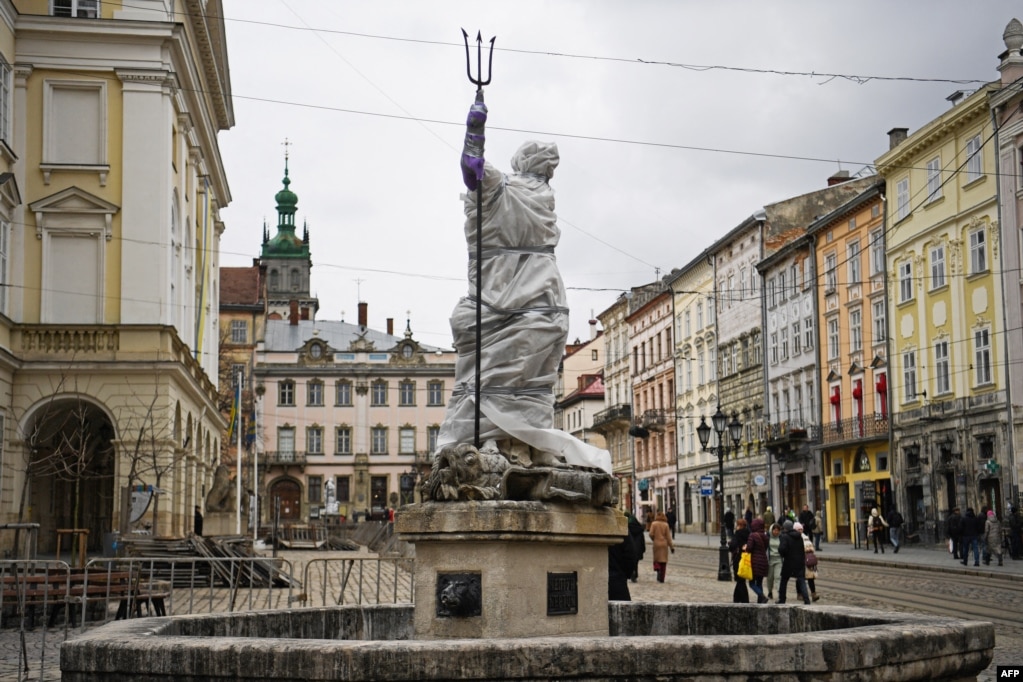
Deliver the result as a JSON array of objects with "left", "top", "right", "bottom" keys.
[
  {"left": 0, "top": 172, "right": 21, "bottom": 209},
  {"left": 29, "top": 186, "right": 120, "bottom": 215}
]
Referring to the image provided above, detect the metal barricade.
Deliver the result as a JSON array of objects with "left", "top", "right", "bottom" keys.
[
  {"left": 85, "top": 556, "right": 297, "bottom": 621},
  {"left": 301, "top": 556, "right": 414, "bottom": 607}
]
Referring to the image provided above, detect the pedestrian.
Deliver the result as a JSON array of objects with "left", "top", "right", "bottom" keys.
[
  {"left": 777, "top": 520, "right": 811, "bottom": 604},
  {"left": 813, "top": 509, "right": 824, "bottom": 551},
  {"left": 869, "top": 508, "right": 888, "bottom": 554},
  {"left": 608, "top": 527, "right": 639, "bottom": 601},
  {"left": 762, "top": 506, "right": 776, "bottom": 528},
  {"left": 193, "top": 505, "right": 204, "bottom": 537},
  {"left": 649, "top": 511, "right": 674, "bottom": 583},
  {"left": 723, "top": 508, "right": 735, "bottom": 539},
  {"left": 746, "top": 518, "right": 770, "bottom": 604},
  {"left": 1009, "top": 506, "right": 1023, "bottom": 560},
  {"left": 798, "top": 504, "right": 814, "bottom": 532},
  {"left": 960, "top": 507, "right": 981, "bottom": 567},
  {"left": 801, "top": 526, "right": 820, "bottom": 602},
  {"left": 983, "top": 510, "right": 1004, "bottom": 566},
  {"left": 744, "top": 507, "right": 754, "bottom": 528},
  {"left": 888, "top": 507, "right": 904, "bottom": 553},
  {"left": 644, "top": 508, "right": 655, "bottom": 533},
  {"left": 728, "top": 518, "right": 750, "bottom": 603},
  {"left": 666, "top": 507, "right": 677, "bottom": 539},
  {"left": 946, "top": 507, "right": 963, "bottom": 560},
  {"left": 625, "top": 511, "right": 646, "bottom": 582},
  {"left": 766, "top": 522, "right": 783, "bottom": 601}
]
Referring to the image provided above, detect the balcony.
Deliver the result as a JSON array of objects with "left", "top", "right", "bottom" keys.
[
  {"left": 764, "top": 421, "right": 819, "bottom": 460},
  {"left": 819, "top": 415, "right": 889, "bottom": 446},
  {"left": 641, "top": 408, "right": 669, "bottom": 432},
  {"left": 592, "top": 404, "right": 632, "bottom": 433},
  {"left": 264, "top": 451, "right": 308, "bottom": 468}
]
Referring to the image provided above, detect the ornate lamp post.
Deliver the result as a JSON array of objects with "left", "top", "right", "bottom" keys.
[{"left": 697, "top": 405, "right": 743, "bottom": 582}]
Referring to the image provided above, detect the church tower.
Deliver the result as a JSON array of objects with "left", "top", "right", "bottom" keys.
[{"left": 260, "top": 150, "right": 319, "bottom": 321}]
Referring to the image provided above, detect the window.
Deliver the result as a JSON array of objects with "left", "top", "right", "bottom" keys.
[
  {"left": 850, "top": 309, "right": 862, "bottom": 352},
  {"left": 903, "top": 351, "right": 917, "bottom": 401},
  {"left": 336, "top": 427, "right": 352, "bottom": 455},
  {"left": 307, "top": 426, "right": 323, "bottom": 454},
  {"left": 398, "top": 380, "right": 415, "bottom": 406},
  {"left": 975, "top": 328, "right": 992, "bottom": 385},
  {"left": 827, "top": 319, "right": 839, "bottom": 360},
  {"left": 750, "top": 267, "right": 759, "bottom": 295},
  {"left": 307, "top": 381, "right": 323, "bottom": 406},
  {"left": 873, "top": 300, "right": 887, "bottom": 342},
  {"left": 696, "top": 302, "right": 703, "bottom": 329},
  {"left": 229, "top": 320, "right": 247, "bottom": 344},
  {"left": 427, "top": 426, "right": 440, "bottom": 453},
  {"left": 778, "top": 271, "right": 787, "bottom": 303},
  {"left": 337, "top": 476, "right": 351, "bottom": 502},
  {"left": 899, "top": 261, "right": 913, "bottom": 303},
  {"left": 824, "top": 253, "right": 837, "bottom": 292},
  {"left": 770, "top": 332, "right": 778, "bottom": 364},
  {"left": 926, "top": 156, "right": 942, "bottom": 201},
  {"left": 45, "top": 80, "right": 106, "bottom": 166},
  {"left": 847, "top": 241, "right": 861, "bottom": 286},
  {"left": 768, "top": 278, "right": 777, "bottom": 308},
  {"left": 780, "top": 326, "right": 789, "bottom": 360},
  {"left": 591, "top": 349, "right": 598, "bottom": 361},
  {"left": 739, "top": 268, "right": 747, "bottom": 297},
  {"left": 966, "top": 134, "right": 983, "bottom": 183},
  {"left": 335, "top": 381, "right": 352, "bottom": 406},
  {"left": 790, "top": 264, "right": 799, "bottom": 293},
  {"left": 308, "top": 476, "right": 322, "bottom": 504},
  {"left": 399, "top": 427, "right": 415, "bottom": 454},
  {"left": 0, "top": 58, "right": 10, "bottom": 143},
  {"left": 896, "top": 177, "right": 910, "bottom": 221},
  {"left": 935, "top": 341, "right": 950, "bottom": 394},
  {"left": 969, "top": 228, "right": 987, "bottom": 274},
  {"left": 52, "top": 0, "right": 99, "bottom": 18},
  {"left": 231, "top": 364, "right": 245, "bottom": 391},
  {"left": 0, "top": 220, "right": 7, "bottom": 315},
  {"left": 685, "top": 356, "right": 692, "bottom": 390},
  {"left": 930, "top": 245, "right": 946, "bottom": 289},
  {"left": 684, "top": 311, "right": 691, "bottom": 337},
  {"left": 278, "top": 380, "right": 295, "bottom": 406},
  {"left": 371, "top": 381, "right": 388, "bottom": 406},
  {"left": 803, "top": 317, "right": 814, "bottom": 351},
  {"left": 870, "top": 229, "right": 884, "bottom": 275},
  {"left": 278, "top": 427, "right": 295, "bottom": 457},
  {"left": 371, "top": 427, "right": 388, "bottom": 454},
  {"left": 427, "top": 381, "right": 443, "bottom": 406},
  {"left": 727, "top": 274, "right": 734, "bottom": 307},
  {"left": 708, "top": 347, "right": 716, "bottom": 380},
  {"left": 792, "top": 319, "right": 801, "bottom": 355}
]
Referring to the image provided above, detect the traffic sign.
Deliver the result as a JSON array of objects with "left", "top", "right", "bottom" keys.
[{"left": 700, "top": 475, "right": 714, "bottom": 496}]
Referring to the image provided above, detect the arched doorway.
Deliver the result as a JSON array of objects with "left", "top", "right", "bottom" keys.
[
  {"left": 269, "top": 479, "right": 302, "bottom": 522},
  {"left": 23, "top": 397, "right": 116, "bottom": 553}
]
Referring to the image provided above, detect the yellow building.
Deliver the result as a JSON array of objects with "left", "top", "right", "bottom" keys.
[
  {"left": 809, "top": 181, "right": 889, "bottom": 543},
  {"left": 0, "top": 1, "right": 233, "bottom": 552},
  {"left": 877, "top": 84, "right": 1006, "bottom": 540}
]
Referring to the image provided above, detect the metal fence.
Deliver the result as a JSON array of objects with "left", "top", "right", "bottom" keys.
[{"left": 301, "top": 556, "right": 414, "bottom": 607}]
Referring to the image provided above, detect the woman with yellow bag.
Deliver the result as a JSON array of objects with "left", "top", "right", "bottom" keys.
[
  {"left": 745, "top": 518, "right": 771, "bottom": 604},
  {"left": 728, "top": 518, "right": 751, "bottom": 602}
]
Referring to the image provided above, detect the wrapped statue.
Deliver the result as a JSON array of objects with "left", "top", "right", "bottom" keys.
[{"left": 431, "top": 93, "right": 613, "bottom": 502}]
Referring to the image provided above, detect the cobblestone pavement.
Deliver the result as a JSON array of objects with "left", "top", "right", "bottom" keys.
[{"left": 2, "top": 537, "right": 1018, "bottom": 681}]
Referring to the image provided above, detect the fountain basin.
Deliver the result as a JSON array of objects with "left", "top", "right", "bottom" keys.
[{"left": 60, "top": 602, "right": 993, "bottom": 681}]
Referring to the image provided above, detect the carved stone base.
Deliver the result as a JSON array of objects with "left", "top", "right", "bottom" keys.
[
  {"left": 395, "top": 500, "right": 626, "bottom": 640},
  {"left": 200, "top": 511, "right": 242, "bottom": 537}
]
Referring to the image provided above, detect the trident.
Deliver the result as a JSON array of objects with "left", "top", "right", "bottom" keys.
[{"left": 462, "top": 28, "right": 495, "bottom": 448}]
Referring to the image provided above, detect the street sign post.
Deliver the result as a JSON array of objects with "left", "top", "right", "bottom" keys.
[{"left": 700, "top": 475, "right": 714, "bottom": 497}]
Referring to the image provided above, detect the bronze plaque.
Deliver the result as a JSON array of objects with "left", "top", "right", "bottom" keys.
[{"left": 547, "top": 571, "right": 578, "bottom": 616}]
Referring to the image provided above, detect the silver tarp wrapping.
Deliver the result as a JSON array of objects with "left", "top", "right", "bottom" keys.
[{"left": 437, "top": 141, "right": 612, "bottom": 474}]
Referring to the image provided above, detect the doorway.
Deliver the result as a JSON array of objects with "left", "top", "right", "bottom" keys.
[{"left": 270, "top": 479, "right": 302, "bottom": 522}]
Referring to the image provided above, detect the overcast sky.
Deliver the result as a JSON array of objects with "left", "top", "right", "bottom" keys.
[{"left": 217, "top": 2, "right": 1018, "bottom": 349}]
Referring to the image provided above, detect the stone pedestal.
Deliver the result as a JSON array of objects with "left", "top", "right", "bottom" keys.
[
  {"left": 395, "top": 500, "right": 625, "bottom": 640},
  {"left": 201, "top": 511, "right": 242, "bottom": 537}
]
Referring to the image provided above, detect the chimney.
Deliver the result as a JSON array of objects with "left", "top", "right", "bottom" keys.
[
  {"left": 387, "top": 318, "right": 394, "bottom": 336},
  {"left": 300, "top": 306, "right": 310, "bottom": 321},
  {"left": 289, "top": 300, "right": 299, "bottom": 326},
  {"left": 827, "top": 170, "right": 850, "bottom": 186},
  {"left": 887, "top": 127, "right": 909, "bottom": 150},
  {"left": 589, "top": 317, "right": 598, "bottom": 340},
  {"left": 358, "top": 302, "right": 368, "bottom": 328}
]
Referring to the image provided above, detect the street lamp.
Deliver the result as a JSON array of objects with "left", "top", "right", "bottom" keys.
[{"left": 697, "top": 405, "right": 743, "bottom": 582}]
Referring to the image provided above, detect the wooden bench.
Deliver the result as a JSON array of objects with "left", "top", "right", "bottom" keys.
[{"left": 0, "top": 569, "right": 135, "bottom": 628}]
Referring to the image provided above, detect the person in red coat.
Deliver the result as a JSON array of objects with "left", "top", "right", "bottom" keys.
[{"left": 746, "top": 518, "right": 770, "bottom": 604}]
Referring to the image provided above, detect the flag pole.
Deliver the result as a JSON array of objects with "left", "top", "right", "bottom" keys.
[{"left": 235, "top": 368, "right": 243, "bottom": 535}]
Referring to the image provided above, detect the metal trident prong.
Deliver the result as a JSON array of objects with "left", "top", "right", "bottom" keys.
[{"left": 462, "top": 28, "right": 495, "bottom": 90}]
